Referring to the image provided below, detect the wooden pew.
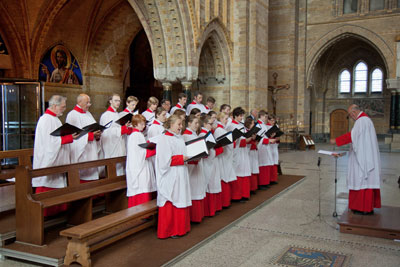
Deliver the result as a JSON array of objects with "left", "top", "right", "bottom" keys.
[
  {"left": 15, "top": 156, "right": 128, "bottom": 246},
  {"left": 61, "top": 200, "right": 158, "bottom": 267},
  {"left": 0, "top": 148, "right": 33, "bottom": 183}
]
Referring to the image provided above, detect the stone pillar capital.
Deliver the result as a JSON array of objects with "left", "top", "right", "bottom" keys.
[
  {"left": 162, "top": 82, "right": 172, "bottom": 91},
  {"left": 181, "top": 81, "right": 193, "bottom": 90},
  {"left": 386, "top": 78, "right": 400, "bottom": 93}
]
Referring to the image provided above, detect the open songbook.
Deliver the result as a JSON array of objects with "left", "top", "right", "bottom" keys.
[
  {"left": 185, "top": 137, "right": 209, "bottom": 161},
  {"left": 243, "top": 124, "right": 262, "bottom": 138},
  {"left": 255, "top": 130, "right": 266, "bottom": 142},
  {"left": 50, "top": 123, "right": 83, "bottom": 137},
  {"left": 318, "top": 150, "right": 347, "bottom": 157},
  {"left": 265, "top": 125, "right": 284, "bottom": 138},
  {"left": 115, "top": 113, "right": 133, "bottom": 126}
]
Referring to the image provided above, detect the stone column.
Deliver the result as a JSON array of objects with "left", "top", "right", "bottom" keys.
[
  {"left": 162, "top": 82, "right": 172, "bottom": 102},
  {"left": 386, "top": 36, "right": 400, "bottom": 133},
  {"left": 181, "top": 81, "right": 192, "bottom": 107}
]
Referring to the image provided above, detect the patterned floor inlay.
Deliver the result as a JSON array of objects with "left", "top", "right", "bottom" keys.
[{"left": 273, "top": 246, "right": 349, "bottom": 267}]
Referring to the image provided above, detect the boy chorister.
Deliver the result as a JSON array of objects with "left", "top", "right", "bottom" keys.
[
  {"left": 120, "top": 95, "right": 139, "bottom": 116},
  {"left": 186, "top": 91, "right": 207, "bottom": 115},
  {"left": 268, "top": 114, "right": 279, "bottom": 184},
  {"left": 225, "top": 107, "right": 252, "bottom": 201},
  {"left": 170, "top": 93, "right": 187, "bottom": 115},
  {"left": 155, "top": 115, "right": 191, "bottom": 239},
  {"left": 182, "top": 115, "right": 206, "bottom": 223},
  {"left": 213, "top": 112, "right": 236, "bottom": 207},
  {"left": 126, "top": 115, "right": 156, "bottom": 207}
]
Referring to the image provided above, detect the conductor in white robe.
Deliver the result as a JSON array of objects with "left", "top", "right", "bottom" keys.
[
  {"left": 331, "top": 104, "right": 381, "bottom": 215},
  {"left": 66, "top": 94, "right": 102, "bottom": 181},
  {"left": 100, "top": 94, "right": 132, "bottom": 176},
  {"left": 33, "top": 95, "right": 77, "bottom": 215}
]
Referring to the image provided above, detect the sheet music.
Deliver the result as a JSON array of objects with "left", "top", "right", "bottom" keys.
[
  {"left": 318, "top": 150, "right": 347, "bottom": 156},
  {"left": 186, "top": 139, "right": 208, "bottom": 159}
]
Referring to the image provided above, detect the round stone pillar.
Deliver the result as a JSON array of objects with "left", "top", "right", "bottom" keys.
[
  {"left": 162, "top": 82, "right": 172, "bottom": 102},
  {"left": 181, "top": 81, "right": 192, "bottom": 108}
]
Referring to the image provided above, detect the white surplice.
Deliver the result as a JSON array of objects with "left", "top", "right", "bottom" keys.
[
  {"left": 186, "top": 101, "right": 207, "bottom": 115},
  {"left": 32, "top": 111, "right": 70, "bottom": 188},
  {"left": 169, "top": 103, "right": 185, "bottom": 115},
  {"left": 213, "top": 123, "right": 237, "bottom": 183},
  {"left": 100, "top": 107, "right": 127, "bottom": 176},
  {"left": 347, "top": 113, "right": 381, "bottom": 190},
  {"left": 126, "top": 130, "right": 156, "bottom": 196},
  {"left": 66, "top": 106, "right": 101, "bottom": 181},
  {"left": 182, "top": 128, "right": 206, "bottom": 200},
  {"left": 257, "top": 121, "right": 274, "bottom": 167}
]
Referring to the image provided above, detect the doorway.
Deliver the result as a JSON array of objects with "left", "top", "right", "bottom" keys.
[{"left": 330, "top": 109, "right": 349, "bottom": 139}]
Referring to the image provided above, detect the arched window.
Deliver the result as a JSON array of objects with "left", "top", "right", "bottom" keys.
[
  {"left": 354, "top": 62, "right": 368, "bottom": 93},
  {"left": 339, "top": 70, "right": 351, "bottom": 93},
  {"left": 344, "top": 0, "right": 358, "bottom": 14},
  {"left": 371, "top": 68, "right": 383, "bottom": 93}
]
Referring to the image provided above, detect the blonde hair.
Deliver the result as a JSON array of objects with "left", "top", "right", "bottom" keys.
[
  {"left": 164, "top": 114, "right": 182, "bottom": 129},
  {"left": 126, "top": 96, "right": 138, "bottom": 104},
  {"left": 217, "top": 112, "right": 228, "bottom": 121},
  {"left": 147, "top": 96, "right": 159, "bottom": 108},
  {"left": 172, "top": 109, "right": 186, "bottom": 118}
]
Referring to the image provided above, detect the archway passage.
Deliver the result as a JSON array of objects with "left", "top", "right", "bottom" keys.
[
  {"left": 330, "top": 109, "right": 348, "bottom": 139},
  {"left": 126, "top": 30, "right": 162, "bottom": 112}
]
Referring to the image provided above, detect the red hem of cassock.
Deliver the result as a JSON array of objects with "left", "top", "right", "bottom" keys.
[
  {"left": 157, "top": 201, "right": 191, "bottom": 239},
  {"left": 270, "top": 165, "right": 278, "bottom": 182},
  {"left": 250, "top": 174, "right": 259, "bottom": 191},
  {"left": 215, "top": 192, "right": 223, "bottom": 211},
  {"left": 35, "top": 187, "right": 68, "bottom": 216},
  {"left": 258, "top": 166, "right": 271, "bottom": 185},
  {"left": 221, "top": 181, "right": 231, "bottom": 207},
  {"left": 238, "top": 176, "right": 251, "bottom": 198},
  {"left": 349, "top": 189, "right": 381, "bottom": 212},
  {"left": 204, "top": 193, "right": 217, "bottom": 217},
  {"left": 190, "top": 199, "right": 205, "bottom": 222},
  {"left": 230, "top": 179, "right": 242, "bottom": 200},
  {"left": 128, "top": 192, "right": 153, "bottom": 208}
]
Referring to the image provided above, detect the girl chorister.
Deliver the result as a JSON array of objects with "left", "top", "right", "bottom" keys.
[
  {"left": 182, "top": 115, "right": 206, "bottom": 223},
  {"left": 147, "top": 107, "right": 167, "bottom": 140},
  {"left": 125, "top": 115, "right": 156, "bottom": 207},
  {"left": 213, "top": 112, "right": 236, "bottom": 208},
  {"left": 244, "top": 117, "right": 260, "bottom": 193},
  {"left": 199, "top": 114, "right": 223, "bottom": 216},
  {"left": 155, "top": 115, "right": 192, "bottom": 238}
]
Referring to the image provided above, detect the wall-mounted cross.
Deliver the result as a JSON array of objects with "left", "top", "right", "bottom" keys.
[{"left": 268, "top": 72, "right": 290, "bottom": 115}]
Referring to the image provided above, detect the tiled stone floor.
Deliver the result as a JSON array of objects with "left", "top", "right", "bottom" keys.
[{"left": 1, "top": 144, "right": 399, "bottom": 266}]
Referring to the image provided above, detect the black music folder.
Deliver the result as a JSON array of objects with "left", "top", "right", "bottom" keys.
[
  {"left": 138, "top": 142, "right": 157, "bottom": 150},
  {"left": 215, "top": 131, "right": 234, "bottom": 148},
  {"left": 244, "top": 124, "right": 262, "bottom": 138},
  {"left": 265, "top": 125, "right": 284, "bottom": 138},
  {"left": 115, "top": 113, "right": 133, "bottom": 126},
  {"left": 255, "top": 130, "right": 266, "bottom": 142},
  {"left": 232, "top": 128, "right": 244, "bottom": 141},
  {"left": 50, "top": 123, "right": 82, "bottom": 137}
]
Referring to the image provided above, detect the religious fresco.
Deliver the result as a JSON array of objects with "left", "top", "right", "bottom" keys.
[
  {"left": 39, "top": 44, "right": 82, "bottom": 85},
  {"left": 0, "top": 34, "right": 9, "bottom": 55},
  {"left": 354, "top": 98, "right": 384, "bottom": 118}
]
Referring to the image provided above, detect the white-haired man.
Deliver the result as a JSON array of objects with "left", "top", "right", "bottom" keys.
[
  {"left": 66, "top": 94, "right": 102, "bottom": 181},
  {"left": 33, "top": 95, "right": 78, "bottom": 216},
  {"left": 330, "top": 104, "right": 381, "bottom": 215}
]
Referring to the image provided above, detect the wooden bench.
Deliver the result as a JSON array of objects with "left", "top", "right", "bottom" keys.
[
  {"left": 15, "top": 156, "right": 128, "bottom": 246},
  {"left": 61, "top": 199, "right": 158, "bottom": 267},
  {"left": 0, "top": 148, "right": 33, "bottom": 184}
]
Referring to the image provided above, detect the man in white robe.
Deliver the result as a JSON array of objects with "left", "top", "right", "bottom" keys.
[
  {"left": 186, "top": 91, "right": 207, "bottom": 115},
  {"left": 100, "top": 94, "right": 132, "bottom": 176},
  {"left": 66, "top": 94, "right": 102, "bottom": 181},
  {"left": 33, "top": 95, "right": 76, "bottom": 189},
  {"left": 33, "top": 95, "right": 77, "bottom": 216},
  {"left": 331, "top": 104, "right": 381, "bottom": 215}
]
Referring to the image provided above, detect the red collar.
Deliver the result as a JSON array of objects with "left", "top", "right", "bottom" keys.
[
  {"left": 190, "top": 101, "right": 196, "bottom": 105},
  {"left": 123, "top": 108, "right": 132, "bottom": 113},
  {"left": 165, "top": 131, "right": 174, "bottom": 136},
  {"left": 257, "top": 120, "right": 263, "bottom": 125},
  {"left": 217, "top": 124, "right": 224, "bottom": 129},
  {"left": 205, "top": 106, "right": 210, "bottom": 110},
  {"left": 74, "top": 105, "right": 86, "bottom": 113},
  {"left": 183, "top": 129, "right": 193, "bottom": 135},
  {"left": 146, "top": 108, "right": 153, "bottom": 113},
  {"left": 107, "top": 106, "right": 116, "bottom": 113},
  {"left": 356, "top": 112, "right": 368, "bottom": 120},
  {"left": 176, "top": 103, "right": 182, "bottom": 108},
  {"left": 132, "top": 128, "right": 140, "bottom": 133},
  {"left": 211, "top": 129, "right": 215, "bottom": 134},
  {"left": 232, "top": 120, "right": 239, "bottom": 125},
  {"left": 267, "top": 123, "right": 272, "bottom": 126},
  {"left": 45, "top": 109, "right": 57, "bottom": 117},
  {"left": 153, "top": 120, "right": 161, "bottom": 125},
  {"left": 200, "top": 128, "right": 208, "bottom": 134}
]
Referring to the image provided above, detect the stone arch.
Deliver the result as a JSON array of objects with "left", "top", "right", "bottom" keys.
[
  {"left": 306, "top": 25, "right": 394, "bottom": 85},
  {"left": 196, "top": 18, "right": 232, "bottom": 104}
]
